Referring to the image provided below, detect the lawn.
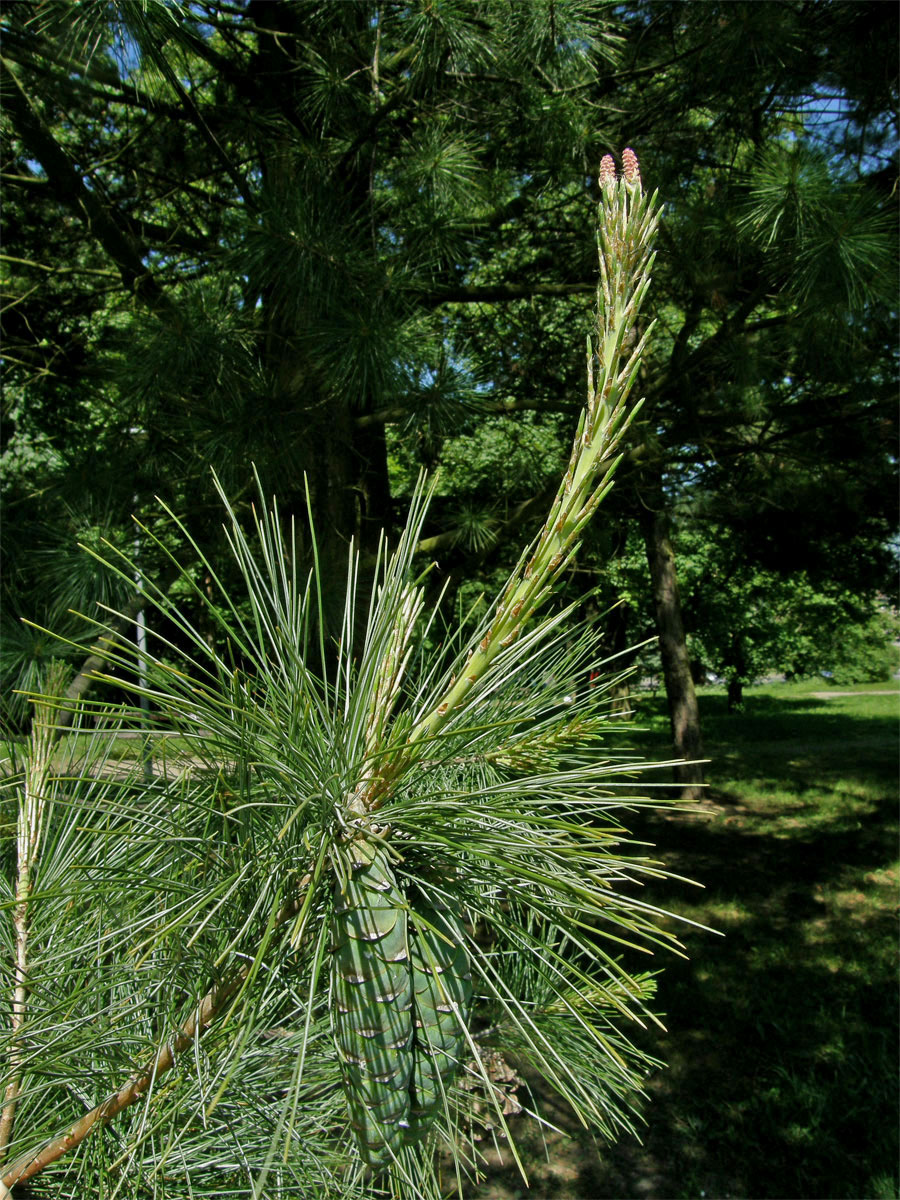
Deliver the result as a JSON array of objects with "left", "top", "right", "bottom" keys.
[{"left": 471, "top": 680, "right": 899, "bottom": 1200}]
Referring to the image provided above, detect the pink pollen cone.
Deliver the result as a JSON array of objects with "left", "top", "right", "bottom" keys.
[
  {"left": 622, "top": 147, "right": 640, "bottom": 186},
  {"left": 598, "top": 154, "right": 617, "bottom": 189}
]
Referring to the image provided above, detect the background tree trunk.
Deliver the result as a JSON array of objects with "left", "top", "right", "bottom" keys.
[
  {"left": 727, "top": 676, "right": 744, "bottom": 713},
  {"left": 246, "top": 0, "right": 397, "bottom": 641},
  {"left": 249, "top": 0, "right": 367, "bottom": 634},
  {"left": 639, "top": 492, "right": 705, "bottom": 800},
  {"left": 725, "top": 635, "right": 748, "bottom": 712}
]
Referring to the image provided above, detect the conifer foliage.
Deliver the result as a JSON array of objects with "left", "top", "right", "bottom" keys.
[{"left": 1, "top": 156, "right": 685, "bottom": 1199}]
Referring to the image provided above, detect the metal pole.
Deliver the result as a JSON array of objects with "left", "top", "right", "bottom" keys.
[{"left": 133, "top": 546, "right": 153, "bottom": 783}]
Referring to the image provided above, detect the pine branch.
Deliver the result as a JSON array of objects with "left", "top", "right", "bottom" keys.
[
  {"left": 413, "top": 485, "right": 555, "bottom": 560},
  {"left": 333, "top": 84, "right": 412, "bottom": 178},
  {"left": 422, "top": 279, "right": 597, "bottom": 307},
  {"left": 1, "top": 59, "right": 170, "bottom": 314},
  {"left": 0, "top": 26, "right": 186, "bottom": 117},
  {"left": 355, "top": 394, "right": 550, "bottom": 430},
  {"left": 139, "top": 38, "right": 256, "bottom": 211},
  {"left": 2, "top": 149, "right": 663, "bottom": 1192},
  {"left": 1, "top": 885, "right": 309, "bottom": 1189},
  {"left": 0, "top": 252, "right": 119, "bottom": 278},
  {"left": 650, "top": 281, "right": 770, "bottom": 398},
  {"left": 420, "top": 151, "right": 657, "bottom": 713},
  {"left": 1, "top": 976, "right": 245, "bottom": 1187}
]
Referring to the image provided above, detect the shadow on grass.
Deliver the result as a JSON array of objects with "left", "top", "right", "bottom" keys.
[
  {"left": 471, "top": 690, "right": 899, "bottom": 1200},
  {"left": 615, "top": 799, "right": 899, "bottom": 1199}
]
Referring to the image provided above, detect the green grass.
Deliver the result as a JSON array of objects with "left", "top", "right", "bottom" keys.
[{"left": 472, "top": 681, "right": 900, "bottom": 1199}]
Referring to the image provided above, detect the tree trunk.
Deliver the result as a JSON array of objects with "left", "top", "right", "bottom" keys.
[
  {"left": 248, "top": 3, "right": 358, "bottom": 636},
  {"left": 354, "top": 418, "right": 393, "bottom": 556},
  {"left": 725, "top": 635, "right": 748, "bottom": 713},
  {"left": 249, "top": 0, "right": 392, "bottom": 641},
  {"left": 639, "top": 495, "right": 705, "bottom": 800}
]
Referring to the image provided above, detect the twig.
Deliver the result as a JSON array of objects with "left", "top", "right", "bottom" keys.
[{"left": 2, "top": 974, "right": 246, "bottom": 1187}]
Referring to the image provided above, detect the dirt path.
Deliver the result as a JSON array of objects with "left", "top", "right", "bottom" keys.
[{"left": 809, "top": 689, "right": 898, "bottom": 699}]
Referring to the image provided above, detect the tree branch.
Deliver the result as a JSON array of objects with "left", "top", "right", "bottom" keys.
[
  {"left": 0, "top": 31, "right": 186, "bottom": 119},
  {"left": 413, "top": 484, "right": 556, "bottom": 563},
  {"left": 1, "top": 884, "right": 307, "bottom": 1189},
  {"left": 1, "top": 972, "right": 245, "bottom": 1187},
  {"left": 0, "top": 253, "right": 118, "bottom": 278},
  {"left": 127, "top": 218, "right": 213, "bottom": 256},
  {"left": 1, "top": 60, "right": 170, "bottom": 315},
  {"left": 333, "top": 84, "right": 411, "bottom": 179},
  {"left": 354, "top": 393, "right": 555, "bottom": 429},
  {"left": 0, "top": 674, "right": 64, "bottom": 1164},
  {"left": 140, "top": 41, "right": 256, "bottom": 211}
]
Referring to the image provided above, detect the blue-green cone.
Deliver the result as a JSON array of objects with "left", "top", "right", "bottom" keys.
[
  {"left": 331, "top": 840, "right": 413, "bottom": 1165},
  {"left": 407, "top": 900, "right": 472, "bottom": 1141}
]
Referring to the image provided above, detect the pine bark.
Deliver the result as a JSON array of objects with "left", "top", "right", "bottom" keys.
[{"left": 639, "top": 495, "right": 704, "bottom": 799}]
